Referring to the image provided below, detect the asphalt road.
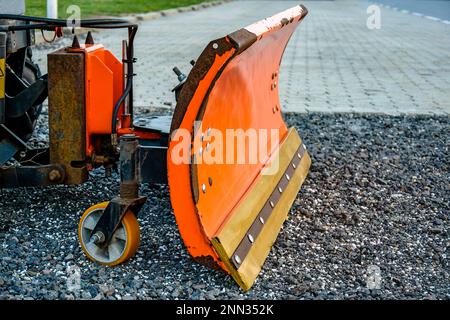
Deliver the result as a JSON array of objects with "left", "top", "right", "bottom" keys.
[{"left": 373, "top": 0, "right": 450, "bottom": 21}]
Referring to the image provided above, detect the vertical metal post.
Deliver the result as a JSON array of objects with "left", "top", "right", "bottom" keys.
[
  {"left": 122, "top": 40, "right": 130, "bottom": 115},
  {"left": 47, "top": 0, "right": 58, "bottom": 19},
  {"left": 0, "top": 32, "right": 6, "bottom": 124},
  {"left": 48, "top": 49, "right": 88, "bottom": 184},
  {"left": 119, "top": 134, "right": 139, "bottom": 199},
  {"left": 127, "top": 28, "right": 134, "bottom": 124}
]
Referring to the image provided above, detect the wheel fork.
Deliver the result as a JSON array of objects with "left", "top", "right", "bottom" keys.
[{"left": 90, "top": 134, "right": 147, "bottom": 247}]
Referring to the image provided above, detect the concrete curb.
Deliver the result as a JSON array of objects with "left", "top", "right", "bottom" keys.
[
  {"left": 34, "top": 0, "right": 233, "bottom": 44},
  {"left": 135, "top": 0, "right": 233, "bottom": 22}
]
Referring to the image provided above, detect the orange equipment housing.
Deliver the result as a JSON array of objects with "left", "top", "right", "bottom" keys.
[{"left": 68, "top": 44, "right": 124, "bottom": 158}]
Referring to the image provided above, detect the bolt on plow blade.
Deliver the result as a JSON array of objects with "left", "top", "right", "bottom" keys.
[{"left": 168, "top": 5, "right": 310, "bottom": 291}]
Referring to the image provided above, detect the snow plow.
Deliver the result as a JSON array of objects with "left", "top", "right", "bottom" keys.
[{"left": 0, "top": 3, "right": 310, "bottom": 291}]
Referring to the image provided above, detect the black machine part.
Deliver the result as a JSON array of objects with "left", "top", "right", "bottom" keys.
[
  {"left": 0, "top": 44, "right": 44, "bottom": 166},
  {"left": 4, "top": 47, "right": 45, "bottom": 140},
  {"left": 89, "top": 135, "right": 148, "bottom": 246},
  {"left": 0, "top": 14, "right": 140, "bottom": 150},
  {"left": 0, "top": 14, "right": 173, "bottom": 192},
  {"left": 0, "top": 13, "right": 138, "bottom": 170},
  {"left": 87, "top": 134, "right": 171, "bottom": 247}
]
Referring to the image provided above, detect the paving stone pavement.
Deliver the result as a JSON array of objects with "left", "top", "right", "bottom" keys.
[{"left": 33, "top": 0, "right": 450, "bottom": 114}]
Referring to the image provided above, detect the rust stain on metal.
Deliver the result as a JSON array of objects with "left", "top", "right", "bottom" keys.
[
  {"left": 120, "top": 182, "right": 139, "bottom": 199},
  {"left": 170, "top": 37, "right": 233, "bottom": 133},
  {"left": 193, "top": 255, "right": 225, "bottom": 272},
  {"left": 48, "top": 49, "right": 88, "bottom": 184},
  {"left": 227, "top": 28, "right": 257, "bottom": 54}
]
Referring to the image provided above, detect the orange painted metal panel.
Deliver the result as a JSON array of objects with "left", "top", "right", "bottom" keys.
[
  {"left": 169, "top": 40, "right": 236, "bottom": 267},
  {"left": 69, "top": 44, "right": 124, "bottom": 156},
  {"left": 168, "top": 5, "right": 308, "bottom": 270}
]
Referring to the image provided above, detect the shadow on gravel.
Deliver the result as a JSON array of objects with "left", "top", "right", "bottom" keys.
[{"left": 0, "top": 112, "right": 449, "bottom": 300}]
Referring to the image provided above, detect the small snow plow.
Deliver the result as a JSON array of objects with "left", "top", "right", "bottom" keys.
[{"left": 0, "top": 3, "right": 310, "bottom": 291}]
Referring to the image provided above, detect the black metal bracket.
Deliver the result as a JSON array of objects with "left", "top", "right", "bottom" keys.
[
  {"left": 171, "top": 66, "right": 187, "bottom": 102},
  {"left": 5, "top": 74, "right": 48, "bottom": 118},
  {"left": 0, "top": 123, "right": 27, "bottom": 165},
  {"left": 139, "top": 145, "right": 167, "bottom": 184},
  {"left": 90, "top": 134, "right": 148, "bottom": 245},
  {"left": 90, "top": 195, "right": 147, "bottom": 246},
  {"left": 0, "top": 162, "right": 65, "bottom": 188},
  {"left": 87, "top": 133, "right": 169, "bottom": 244},
  {"left": 13, "top": 147, "right": 49, "bottom": 164}
]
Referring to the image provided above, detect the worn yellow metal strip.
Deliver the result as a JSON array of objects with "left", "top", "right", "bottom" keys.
[
  {"left": 213, "top": 128, "right": 301, "bottom": 257},
  {"left": 235, "top": 152, "right": 311, "bottom": 290},
  {"left": 211, "top": 128, "right": 311, "bottom": 291}
]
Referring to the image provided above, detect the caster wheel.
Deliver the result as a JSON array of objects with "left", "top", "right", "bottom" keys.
[{"left": 78, "top": 202, "right": 140, "bottom": 266}]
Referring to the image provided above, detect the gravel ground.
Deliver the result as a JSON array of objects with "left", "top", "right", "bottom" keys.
[{"left": 0, "top": 111, "right": 449, "bottom": 300}]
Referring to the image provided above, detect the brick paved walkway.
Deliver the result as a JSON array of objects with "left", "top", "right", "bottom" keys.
[{"left": 35, "top": 0, "right": 450, "bottom": 114}]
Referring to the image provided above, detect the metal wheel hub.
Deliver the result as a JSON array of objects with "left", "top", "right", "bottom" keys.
[{"left": 80, "top": 208, "right": 128, "bottom": 264}]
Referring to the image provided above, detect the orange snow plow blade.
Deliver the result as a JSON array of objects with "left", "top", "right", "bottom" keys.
[{"left": 167, "top": 5, "right": 311, "bottom": 291}]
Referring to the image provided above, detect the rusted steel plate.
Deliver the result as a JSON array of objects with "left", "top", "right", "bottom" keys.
[{"left": 48, "top": 49, "right": 88, "bottom": 185}]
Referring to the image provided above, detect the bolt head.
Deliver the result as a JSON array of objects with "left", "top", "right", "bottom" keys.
[{"left": 48, "top": 170, "right": 62, "bottom": 182}]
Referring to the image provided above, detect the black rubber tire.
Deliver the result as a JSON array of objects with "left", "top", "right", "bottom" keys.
[{"left": 4, "top": 47, "right": 43, "bottom": 142}]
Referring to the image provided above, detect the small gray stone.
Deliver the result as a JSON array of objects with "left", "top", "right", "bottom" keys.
[{"left": 64, "top": 254, "right": 74, "bottom": 261}]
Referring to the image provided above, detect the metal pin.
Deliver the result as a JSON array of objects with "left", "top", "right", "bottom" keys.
[
  {"left": 200, "top": 134, "right": 204, "bottom": 142},
  {"left": 202, "top": 184, "right": 206, "bottom": 193},
  {"left": 206, "top": 143, "right": 210, "bottom": 152},
  {"left": 292, "top": 163, "right": 297, "bottom": 169},
  {"left": 208, "top": 177, "right": 213, "bottom": 186},
  {"left": 297, "top": 152, "right": 301, "bottom": 159},
  {"left": 199, "top": 147, "right": 203, "bottom": 157},
  {"left": 248, "top": 234, "right": 254, "bottom": 243},
  {"left": 212, "top": 43, "right": 219, "bottom": 49},
  {"left": 278, "top": 186, "right": 283, "bottom": 193},
  {"left": 286, "top": 173, "right": 291, "bottom": 181},
  {"left": 259, "top": 217, "right": 265, "bottom": 224},
  {"left": 207, "top": 128, "right": 212, "bottom": 136},
  {"left": 234, "top": 255, "right": 241, "bottom": 265},
  {"left": 270, "top": 201, "right": 275, "bottom": 208},
  {"left": 303, "top": 144, "right": 307, "bottom": 150}
]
